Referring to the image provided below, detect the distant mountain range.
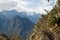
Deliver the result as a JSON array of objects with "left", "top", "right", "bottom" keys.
[
  {"left": 0, "top": 10, "right": 41, "bottom": 23},
  {"left": 0, "top": 10, "right": 41, "bottom": 40}
]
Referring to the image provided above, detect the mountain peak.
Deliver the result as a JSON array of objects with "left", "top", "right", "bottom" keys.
[{"left": 0, "top": 10, "right": 41, "bottom": 23}]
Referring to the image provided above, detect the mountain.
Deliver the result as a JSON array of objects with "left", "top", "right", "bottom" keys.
[
  {"left": 27, "top": 13, "right": 41, "bottom": 23},
  {"left": 0, "top": 10, "right": 41, "bottom": 40},
  {"left": 0, "top": 10, "right": 41, "bottom": 23},
  {"left": 0, "top": 14, "right": 34, "bottom": 40}
]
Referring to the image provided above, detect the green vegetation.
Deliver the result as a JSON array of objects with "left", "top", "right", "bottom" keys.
[{"left": 29, "top": 0, "right": 60, "bottom": 40}]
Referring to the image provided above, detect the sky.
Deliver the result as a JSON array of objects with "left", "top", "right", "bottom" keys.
[{"left": 0, "top": 0, "right": 57, "bottom": 14}]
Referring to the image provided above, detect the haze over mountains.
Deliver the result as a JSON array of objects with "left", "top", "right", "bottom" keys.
[
  {"left": 0, "top": 10, "right": 41, "bottom": 23},
  {"left": 0, "top": 10, "right": 41, "bottom": 40}
]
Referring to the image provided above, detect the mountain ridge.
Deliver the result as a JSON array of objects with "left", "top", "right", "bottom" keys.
[
  {"left": 0, "top": 10, "right": 41, "bottom": 23},
  {"left": 0, "top": 14, "right": 35, "bottom": 40}
]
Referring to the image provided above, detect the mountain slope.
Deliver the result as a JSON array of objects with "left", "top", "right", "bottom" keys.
[
  {"left": 29, "top": 0, "right": 60, "bottom": 40},
  {"left": 0, "top": 10, "right": 41, "bottom": 23},
  {"left": 0, "top": 15, "right": 34, "bottom": 40}
]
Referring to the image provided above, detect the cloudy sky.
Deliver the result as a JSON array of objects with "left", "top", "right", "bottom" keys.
[{"left": 0, "top": 0, "right": 57, "bottom": 14}]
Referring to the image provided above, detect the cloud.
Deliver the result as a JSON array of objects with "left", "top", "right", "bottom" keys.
[
  {"left": 0, "top": 0, "right": 57, "bottom": 14},
  {"left": 34, "top": 0, "right": 54, "bottom": 14},
  {"left": 0, "top": 0, "right": 18, "bottom": 11}
]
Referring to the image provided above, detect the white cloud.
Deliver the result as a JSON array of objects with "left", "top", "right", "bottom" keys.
[
  {"left": 0, "top": 0, "right": 57, "bottom": 14},
  {"left": 0, "top": 0, "right": 18, "bottom": 11},
  {"left": 34, "top": 0, "right": 55, "bottom": 14}
]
